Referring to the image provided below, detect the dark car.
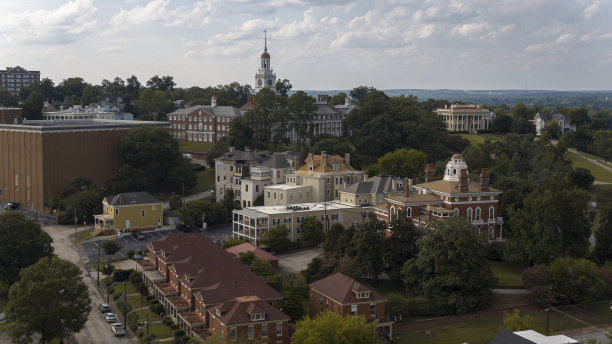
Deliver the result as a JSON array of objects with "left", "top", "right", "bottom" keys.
[
  {"left": 175, "top": 224, "right": 190, "bottom": 232},
  {"left": 132, "top": 232, "right": 145, "bottom": 240},
  {"left": 99, "top": 303, "right": 111, "bottom": 313},
  {"left": 4, "top": 202, "right": 19, "bottom": 210}
]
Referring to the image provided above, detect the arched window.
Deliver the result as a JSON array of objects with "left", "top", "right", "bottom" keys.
[
  {"left": 390, "top": 206, "right": 395, "bottom": 218},
  {"left": 467, "top": 208, "right": 473, "bottom": 221},
  {"left": 476, "top": 207, "right": 481, "bottom": 221},
  {"left": 488, "top": 226, "right": 495, "bottom": 240},
  {"left": 489, "top": 206, "right": 495, "bottom": 220},
  {"left": 406, "top": 207, "right": 412, "bottom": 217},
  {"left": 454, "top": 208, "right": 459, "bottom": 217}
]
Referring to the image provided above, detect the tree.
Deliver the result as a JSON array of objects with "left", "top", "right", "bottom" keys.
[
  {"left": 39, "top": 78, "right": 56, "bottom": 102},
  {"left": 227, "top": 118, "right": 254, "bottom": 150},
  {"left": 250, "top": 259, "right": 275, "bottom": 278},
  {"left": 592, "top": 130, "right": 612, "bottom": 162},
  {"left": 57, "top": 77, "right": 86, "bottom": 99},
  {"left": 262, "top": 225, "right": 291, "bottom": 252},
  {"left": 244, "top": 87, "right": 278, "bottom": 145},
  {"left": 169, "top": 194, "right": 183, "bottom": 211},
  {"left": 329, "top": 92, "right": 348, "bottom": 106},
  {"left": 138, "top": 89, "right": 170, "bottom": 120},
  {"left": 275, "top": 79, "right": 292, "bottom": 97},
  {"left": 288, "top": 91, "right": 317, "bottom": 152},
  {"left": 7, "top": 256, "right": 91, "bottom": 344},
  {"left": 369, "top": 148, "right": 428, "bottom": 179},
  {"left": 222, "top": 188, "right": 237, "bottom": 221},
  {"left": 349, "top": 85, "right": 376, "bottom": 103},
  {"left": 0, "top": 87, "right": 19, "bottom": 107},
  {"left": 222, "top": 238, "right": 246, "bottom": 249},
  {"left": 350, "top": 215, "right": 386, "bottom": 279},
  {"left": 22, "top": 89, "right": 43, "bottom": 120},
  {"left": 81, "top": 84, "right": 98, "bottom": 105},
  {"left": 292, "top": 312, "right": 379, "bottom": 344},
  {"left": 300, "top": 216, "right": 325, "bottom": 247},
  {"left": 402, "top": 217, "right": 496, "bottom": 315},
  {"left": 281, "top": 274, "right": 309, "bottom": 322},
  {"left": 0, "top": 212, "right": 54, "bottom": 285},
  {"left": 510, "top": 117, "right": 536, "bottom": 135},
  {"left": 568, "top": 167, "right": 594, "bottom": 189},
  {"left": 384, "top": 213, "right": 421, "bottom": 281},
  {"left": 168, "top": 157, "right": 198, "bottom": 193},
  {"left": 544, "top": 120, "right": 561, "bottom": 139},
  {"left": 102, "top": 240, "right": 122, "bottom": 268},
  {"left": 548, "top": 257, "right": 605, "bottom": 304},
  {"left": 64, "top": 187, "right": 103, "bottom": 224},
  {"left": 492, "top": 114, "right": 513, "bottom": 133},
  {"left": 503, "top": 309, "right": 540, "bottom": 332},
  {"left": 593, "top": 204, "right": 612, "bottom": 264},
  {"left": 177, "top": 200, "right": 225, "bottom": 230},
  {"left": 146, "top": 75, "right": 175, "bottom": 92}
]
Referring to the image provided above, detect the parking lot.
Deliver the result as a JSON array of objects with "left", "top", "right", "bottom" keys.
[{"left": 80, "top": 223, "right": 232, "bottom": 265}]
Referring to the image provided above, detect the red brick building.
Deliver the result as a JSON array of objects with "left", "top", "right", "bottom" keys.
[
  {"left": 382, "top": 154, "right": 503, "bottom": 240},
  {"left": 0, "top": 107, "right": 22, "bottom": 124},
  {"left": 207, "top": 296, "right": 290, "bottom": 344},
  {"left": 136, "top": 234, "right": 286, "bottom": 342},
  {"left": 166, "top": 99, "right": 242, "bottom": 143},
  {"left": 309, "top": 273, "right": 392, "bottom": 339}
]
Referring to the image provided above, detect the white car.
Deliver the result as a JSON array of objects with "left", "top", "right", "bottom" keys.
[
  {"left": 111, "top": 323, "right": 125, "bottom": 336},
  {"left": 104, "top": 312, "right": 117, "bottom": 323}
]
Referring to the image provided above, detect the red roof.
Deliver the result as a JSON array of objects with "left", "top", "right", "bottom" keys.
[
  {"left": 309, "top": 273, "right": 386, "bottom": 304},
  {"left": 208, "top": 296, "right": 289, "bottom": 326},
  {"left": 225, "top": 243, "right": 278, "bottom": 262},
  {"left": 261, "top": 52, "right": 270, "bottom": 59}
]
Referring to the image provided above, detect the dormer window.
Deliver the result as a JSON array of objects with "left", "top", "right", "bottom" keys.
[
  {"left": 216, "top": 309, "right": 222, "bottom": 317},
  {"left": 355, "top": 291, "right": 371, "bottom": 299},
  {"left": 251, "top": 313, "right": 265, "bottom": 321}
]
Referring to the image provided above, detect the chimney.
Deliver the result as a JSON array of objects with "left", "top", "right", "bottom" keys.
[
  {"left": 425, "top": 164, "right": 435, "bottom": 182},
  {"left": 480, "top": 168, "right": 489, "bottom": 191},
  {"left": 460, "top": 169, "right": 469, "bottom": 193},
  {"left": 211, "top": 96, "right": 217, "bottom": 107},
  {"left": 345, "top": 96, "right": 351, "bottom": 107},
  {"left": 321, "top": 151, "right": 327, "bottom": 167},
  {"left": 293, "top": 156, "right": 300, "bottom": 169},
  {"left": 307, "top": 153, "right": 313, "bottom": 161},
  {"left": 229, "top": 147, "right": 235, "bottom": 153},
  {"left": 119, "top": 196, "right": 124, "bottom": 204},
  {"left": 403, "top": 179, "right": 411, "bottom": 197},
  {"left": 344, "top": 153, "right": 351, "bottom": 167}
]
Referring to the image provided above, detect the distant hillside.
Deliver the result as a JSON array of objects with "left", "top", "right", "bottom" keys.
[{"left": 297, "top": 89, "right": 612, "bottom": 109}]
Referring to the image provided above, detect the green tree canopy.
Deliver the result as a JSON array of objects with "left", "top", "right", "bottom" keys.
[
  {"left": 275, "top": 79, "right": 292, "bottom": 97},
  {"left": 350, "top": 215, "right": 386, "bottom": 280},
  {"left": 7, "top": 256, "right": 91, "bottom": 344},
  {"left": 262, "top": 225, "right": 291, "bottom": 252},
  {"left": 349, "top": 85, "right": 376, "bottom": 103},
  {"left": 593, "top": 204, "right": 612, "bottom": 265},
  {"left": 292, "top": 312, "right": 379, "bottom": 344},
  {"left": 368, "top": 148, "right": 428, "bottom": 179},
  {"left": 177, "top": 200, "right": 226, "bottom": 231},
  {"left": 300, "top": 216, "right": 325, "bottom": 247},
  {"left": 503, "top": 309, "right": 541, "bottom": 332},
  {"left": 402, "top": 217, "right": 496, "bottom": 315},
  {"left": 548, "top": 257, "right": 605, "bottom": 304},
  {"left": 384, "top": 213, "right": 421, "bottom": 281},
  {"left": 0, "top": 212, "right": 54, "bottom": 285},
  {"left": 288, "top": 91, "right": 317, "bottom": 152},
  {"left": 329, "top": 92, "right": 348, "bottom": 106}
]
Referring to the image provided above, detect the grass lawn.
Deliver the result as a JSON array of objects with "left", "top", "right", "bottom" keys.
[
  {"left": 396, "top": 301, "right": 612, "bottom": 344},
  {"left": 112, "top": 281, "right": 138, "bottom": 295},
  {"left": 488, "top": 260, "right": 524, "bottom": 286},
  {"left": 144, "top": 323, "right": 174, "bottom": 341},
  {"left": 76, "top": 229, "right": 94, "bottom": 242},
  {"left": 0, "top": 321, "right": 11, "bottom": 332},
  {"left": 126, "top": 294, "right": 149, "bottom": 310},
  {"left": 459, "top": 133, "right": 505, "bottom": 146},
  {"left": 133, "top": 308, "right": 161, "bottom": 322},
  {"left": 193, "top": 169, "right": 215, "bottom": 194},
  {"left": 179, "top": 141, "right": 214, "bottom": 153},
  {"left": 566, "top": 151, "right": 612, "bottom": 183}
]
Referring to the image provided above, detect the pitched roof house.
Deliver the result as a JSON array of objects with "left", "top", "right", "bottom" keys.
[
  {"left": 94, "top": 191, "right": 163, "bottom": 235},
  {"left": 533, "top": 112, "right": 575, "bottom": 136}
]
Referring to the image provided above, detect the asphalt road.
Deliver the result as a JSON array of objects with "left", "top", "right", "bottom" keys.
[
  {"left": 0, "top": 203, "right": 57, "bottom": 225},
  {"left": 80, "top": 223, "right": 233, "bottom": 265}
]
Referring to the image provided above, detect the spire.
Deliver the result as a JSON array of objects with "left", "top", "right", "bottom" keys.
[{"left": 264, "top": 29, "right": 268, "bottom": 53}]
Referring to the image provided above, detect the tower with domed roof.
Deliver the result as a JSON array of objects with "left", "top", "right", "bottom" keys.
[{"left": 253, "top": 30, "right": 277, "bottom": 94}]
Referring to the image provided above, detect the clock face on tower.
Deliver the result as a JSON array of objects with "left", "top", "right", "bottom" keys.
[
  {"left": 267, "top": 79, "right": 273, "bottom": 86},
  {"left": 258, "top": 79, "right": 263, "bottom": 86}
]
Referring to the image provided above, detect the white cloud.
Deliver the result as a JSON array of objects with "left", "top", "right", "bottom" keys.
[
  {"left": 109, "top": 0, "right": 212, "bottom": 27},
  {"left": 583, "top": 0, "right": 601, "bottom": 19},
  {"left": 0, "top": 0, "right": 98, "bottom": 44},
  {"left": 99, "top": 46, "right": 124, "bottom": 53},
  {"left": 451, "top": 22, "right": 489, "bottom": 36}
]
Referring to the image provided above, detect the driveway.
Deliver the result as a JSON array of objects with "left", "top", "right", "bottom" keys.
[
  {"left": 43, "top": 225, "right": 133, "bottom": 344},
  {"left": 276, "top": 249, "right": 321, "bottom": 274}
]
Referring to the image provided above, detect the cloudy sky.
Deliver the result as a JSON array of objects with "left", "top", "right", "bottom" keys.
[{"left": 0, "top": 0, "right": 610, "bottom": 90}]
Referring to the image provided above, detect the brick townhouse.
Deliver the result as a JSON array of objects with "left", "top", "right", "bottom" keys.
[{"left": 136, "top": 233, "right": 286, "bottom": 342}]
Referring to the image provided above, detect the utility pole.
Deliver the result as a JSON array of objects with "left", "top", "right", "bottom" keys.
[
  {"left": 74, "top": 208, "right": 77, "bottom": 246},
  {"left": 97, "top": 238, "right": 100, "bottom": 286},
  {"left": 545, "top": 308, "right": 550, "bottom": 334},
  {"left": 123, "top": 281, "right": 127, "bottom": 329},
  {"left": 146, "top": 313, "right": 149, "bottom": 344}
]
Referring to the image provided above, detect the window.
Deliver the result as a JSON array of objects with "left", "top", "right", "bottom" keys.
[
  {"left": 297, "top": 216, "right": 303, "bottom": 223},
  {"left": 115, "top": 208, "right": 119, "bottom": 215},
  {"left": 313, "top": 292, "right": 317, "bottom": 303},
  {"left": 248, "top": 325, "right": 254, "bottom": 339},
  {"left": 245, "top": 185, "right": 249, "bottom": 192},
  {"left": 229, "top": 327, "right": 236, "bottom": 339},
  {"left": 331, "top": 303, "right": 334, "bottom": 312},
  {"left": 356, "top": 292, "right": 371, "bottom": 299},
  {"left": 489, "top": 206, "right": 495, "bottom": 220},
  {"left": 141, "top": 210, "right": 146, "bottom": 217},
  {"left": 256, "top": 185, "right": 259, "bottom": 192},
  {"left": 262, "top": 323, "right": 267, "bottom": 337},
  {"left": 406, "top": 207, "right": 412, "bottom": 217},
  {"left": 152, "top": 205, "right": 156, "bottom": 210},
  {"left": 476, "top": 207, "right": 481, "bottom": 220},
  {"left": 320, "top": 296, "right": 322, "bottom": 306},
  {"left": 272, "top": 219, "right": 280, "bottom": 225},
  {"left": 326, "top": 298, "right": 329, "bottom": 309},
  {"left": 267, "top": 192, "right": 271, "bottom": 198},
  {"left": 284, "top": 217, "right": 291, "bottom": 223},
  {"left": 276, "top": 322, "right": 282, "bottom": 336},
  {"left": 454, "top": 208, "right": 459, "bottom": 216},
  {"left": 251, "top": 313, "right": 265, "bottom": 321},
  {"left": 331, "top": 214, "right": 338, "bottom": 220},
  {"left": 467, "top": 208, "right": 473, "bottom": 221},
  {"left": 351, "top": 305, "right": 357, "bottom": 316},
  {"left": 370, "top": 303, "right": 376, "bottom": 317}
]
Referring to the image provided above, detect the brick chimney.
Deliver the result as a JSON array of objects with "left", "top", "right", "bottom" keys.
[
  {"left": 344, "top": 153, "right": 351, "bottom": 167},
  {"left": 321, "top": 151, "right": 327, "bottom": 167},
  {"left": 403, "top": 179, "right": 411, "bottom": 197},
  {"left": 293, "top": 156, "right": 300, "bottom": 169},
  {"left": 460, "top": 169, "right": 469, "bottom": 193},
  {"left": 425, "top": 163, "right": 435, "bottom": 182},
  {"left": 480, "top": 168, "right": 489, "bottom": 191},
  {"left": 119, "top": 196, "right": 124, "bottom": 204}
]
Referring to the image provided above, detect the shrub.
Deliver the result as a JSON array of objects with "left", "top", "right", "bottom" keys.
[
  {"left": 112, "top": 269, "right": 132, "bottom": 282},
  {"left": 127, "top": 316, "right": 139, "bottom": 332},
  {"left": 103, "top": 263, "right": 115, "bottom": 275},
  {"left": 113, "top": 291, "right": 122, "bottom": 301},
  {"left": 129, "top": 270, "right": 142, "bottom": 284},
  {"left": 150, "top": 303, "right": 164, "bottom": 315},
  {"left": 222, "top": 238, "right": 246, "bottom": 249},
  {"left": 486, "top": 242, "right": 505, "bottom": 261},
  {"left": 174, "top": 330, "right": 186, "bottom": 338},
  {"left": 127, "top": 250, "right": 135, "bottom": 259},
  {"left": 163, "top": 317, "right": 174, "bottom": 327},
  {"left": 146, "top": 295, "right": 155, "bottom": 303}
]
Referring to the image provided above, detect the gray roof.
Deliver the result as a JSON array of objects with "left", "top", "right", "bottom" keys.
[
  {"left": 316, "top": 103, "right": 342, "bottom": 116},
  {"left": 342, "top": 175, "right": 402, "bottom": 194},
  {"left": 106, "top": 192, "right": 161, "bottom": 206},
  {"left": 168, "top": 105, "right": 242, "bottom": 118},
  {"left": 535, "top": 112, "right": 566, "bottom": 123},
  {"left": 490, "top": 328, "right": 535, "bottom": 344},
  {"left": 262, "top": 152, "right": 301, "bottom": 169},
  {"left": 217, "top": 150, "right": 300, "bottom": 166}
]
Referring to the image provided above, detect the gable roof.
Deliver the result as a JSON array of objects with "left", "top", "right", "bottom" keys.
[
  {"left": 309, "top": 273, "right": 386, "bottom": 304},
  {"left": 209, "top": 296, "right": 290, "bottom": 326},
  {"left": 168, "top": 105, "right": 242, "bottom": 118},
  {"left": 490, "top": 328, "right": 535, "bottom": 344},
  {"left": 341, "top": 175, "right": 403, "bottom": 195},
  {"left": 225, "top": 243, "right": 278, "bottom": 262},
  {"left": 297, "top": 154, "right": 356, "bottom": 174},
  {"left": 105, "top": 192, "right": 161, "bottom": 206}
]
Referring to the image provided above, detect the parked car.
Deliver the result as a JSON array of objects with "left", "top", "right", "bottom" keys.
[
  {"left": 132, "top": 254, "right": 143, "bottom": 260},
  {"left": 98, "top": 304, "right": 110, "bottom": 313},
  {"left": 131, "top": 231, "right": 145, "bottom": 240},
  {"left": 111, "top": 323, "right": 125, "bottom": 336},
  {"left": 104, "top": 312, "right": 117, "bottom": 323},
  {"left": 4, "top": 202, "right": 19, "bottom": 210}
]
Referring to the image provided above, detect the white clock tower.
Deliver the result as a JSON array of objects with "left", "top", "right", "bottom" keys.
[{"left": 254, "top": 30, "right": 277, "bottom": 94}]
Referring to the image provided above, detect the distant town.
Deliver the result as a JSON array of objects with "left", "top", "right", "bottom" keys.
[{"left": 0, "top": 36, "right": 611, "bottom": 344}]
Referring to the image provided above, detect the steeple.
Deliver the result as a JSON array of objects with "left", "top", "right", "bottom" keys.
[
  {"left": 254, "top": 29, "right": 277, "bottom": 94},
  {"left": 264, "top": 29, "right": 268, "bottom": 53}
]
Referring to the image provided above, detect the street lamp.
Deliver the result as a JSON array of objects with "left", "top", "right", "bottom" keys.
[{"left": 202, "top": 213, "right": 207, "bottom": 235}]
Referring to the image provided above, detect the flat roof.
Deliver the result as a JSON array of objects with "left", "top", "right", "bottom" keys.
[
  {"left": 515, "top": 330, "right": 578, "bottom": 344},
  {"left": 265, "top": 184, "right": 309, "bottom": 190},
  {"left": 0, "top": 119, "right": 169, "bottom": 132},
  {"left": 234, "top": 201, "right": 361, "bottom": 217}
]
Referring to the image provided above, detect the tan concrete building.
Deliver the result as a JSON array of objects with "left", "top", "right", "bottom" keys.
[
  {"left": 0, "top": 120, "right": 169, "bottom": 211},
  {"left": 435, "top": 104, "right": 495, "bottom": 132}
]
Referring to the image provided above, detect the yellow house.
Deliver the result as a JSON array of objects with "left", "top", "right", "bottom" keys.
[{"left": 94, "top": 192, "right": 163, "bottom": 235}]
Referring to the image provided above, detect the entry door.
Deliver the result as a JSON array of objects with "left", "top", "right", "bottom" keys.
[{"left": 125, "top": 219, "right": 130, "bottom": 230}]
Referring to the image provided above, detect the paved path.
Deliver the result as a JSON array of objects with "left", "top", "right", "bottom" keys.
[
  {"left": 276, "top": 249, "right": 321, "bottom": 274},
  {"left": 568, "top": 148, "right": 612, "bottom": 173},
  {"left": 43, "top": 225, "right": 135, "bottom": 344},
  {"left": 162, "top": 189, "right": 214, "bottom": 210}
]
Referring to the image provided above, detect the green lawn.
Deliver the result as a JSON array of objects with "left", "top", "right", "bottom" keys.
[
  {"left": 488, "top": 260, "right": 524, "bottom": 286},
  {"left": 459, "top": 133, "right": 505, "bottom": 146},
  {"left": 396, "top": 302, "right": 612, "bottom": 344},
  {"left": 76, "top": 229, "right": 94, "bottom": 242},
  {"left": 126, "top": 294, "right": 149, "bottom": 310},
  {"left": 112, "top": 281, "right": 138, "bottom": 295},
  {"left": 193, "top": 169, "right": 215, "bottom": 194},
  {"left": 566, "top": 151, "right": 612, "bottom": 183},
  {"left": 179, "top": 141, "right": 214, "bottom": 153},
  {"left": 143, "top": 323, "right": 174, "bottom": 341},
  {"left": 133, "top": 308, "right": 161, "bottom": 322}
]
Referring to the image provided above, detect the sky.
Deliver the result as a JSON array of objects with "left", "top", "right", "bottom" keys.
[{"left": 0, "top": 0, "right": 611, "bottom": 91}]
